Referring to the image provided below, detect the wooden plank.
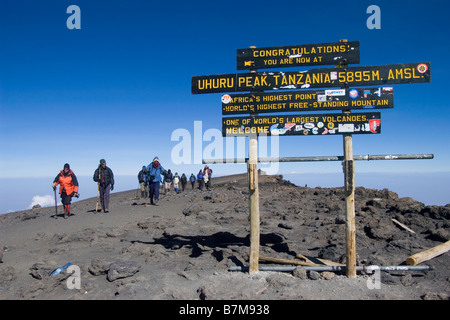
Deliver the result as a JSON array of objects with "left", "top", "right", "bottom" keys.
[
  {"left": 295, "top": 253, "right": 315, "bottom": 265},
  {"left": 392, "top": 218, "right": 416, "bottom": 234},
  {"left": 296, "top": 254, "right": 345, "bottom": 267},
  {"left": 406, "top": 240, "right": 450, "bottom": 265},
  {"left": 260, "top": 256, "right": 317, "bottom": 267}
]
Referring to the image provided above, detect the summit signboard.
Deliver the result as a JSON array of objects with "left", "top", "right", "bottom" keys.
[
  {"left": 192, "top": 39, "right": 432, "bottom": 277},
  {"left": 191, "top": 62, "right": 430, "bottom": 94},
  {"left": 221, "top": 87, "right": 394, "bottom": 115},
  {"left": 222, "top": 112, "right": 381, "bottom": 137},
  {"left": 237, "top": 41, "right": 360, "bottom": 70}
]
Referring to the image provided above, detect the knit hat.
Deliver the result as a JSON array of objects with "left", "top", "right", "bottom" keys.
[
  {"left": 64, "top": 163, "right": 70, "bottom": 170},
  {"left": 100, "top": 159, "right": 106, "bottom": 164},
  {"left": 153, "top": 156, "right": 159, "bottom": 162}
]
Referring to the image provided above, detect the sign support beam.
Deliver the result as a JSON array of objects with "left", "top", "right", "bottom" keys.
[
  {"left": 202, "top": 154, "right": 434, "bottom": 164},
  {"left": 248, "top": 47, "right": 260, "bottom": 274},
  {"left": 248, "top": 133, "right": 260, "bottom": 274},
  {"left": 339, "top": 39, "right": 357, "bottom": 278},
  {"left": 343, "top": 133, "right": 356, "bottom": 278}
]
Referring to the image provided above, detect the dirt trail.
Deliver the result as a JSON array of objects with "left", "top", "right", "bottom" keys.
[{"left": 0, "top": 173, "right": 448, "bottom": 301}]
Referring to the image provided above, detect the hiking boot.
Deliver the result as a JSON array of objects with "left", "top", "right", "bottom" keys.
[{"left": 154, "top": 200, "right": 159, "bottom": 205}]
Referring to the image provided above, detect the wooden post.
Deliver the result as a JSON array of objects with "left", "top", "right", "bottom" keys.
[
  {"left": 343, "top": 133, "right": 356, "bottom": 278},
  {"left": 338, "top": 39, "right": 356, "bottom": 278},
  {"left": 248, "top": 134, "right": 260, "bottom": 273},
  {"left": 248, "top": 46, "right": 260, "bottom": 274}
]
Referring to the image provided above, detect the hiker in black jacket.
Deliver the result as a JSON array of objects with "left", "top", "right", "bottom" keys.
[
  {"left": 180, "top": 173, "right": 187, "bottom": 192},
  {"left": 93, "top": 159, "right": 114, "bottom": 213}
]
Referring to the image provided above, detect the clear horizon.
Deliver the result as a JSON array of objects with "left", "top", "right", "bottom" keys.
[{"left": 1, "top": 171, "right": 448, "bottom": 214}]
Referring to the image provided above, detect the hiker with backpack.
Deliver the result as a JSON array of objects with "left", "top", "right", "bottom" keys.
[
  {"left": 173, "top": 172, "right": 180, "bottom": 193},
  {"left": 180, "top": 173, "right": 187, "bottom": 192},
  {"left": 52, "top": 163, "right": 79, "bottom": 219},
  {"left": 138, "top": 165, "right": 149, "bottom": 198},
  {"left": 146, "top": 156, "right": 165, "bottom": 205},
  {"left": 197, "top": 170, "right": 204, "bottom": 190},
  {"left": 163, "top": 169, "right": 173, "bottom": 195},
  {"left": 203, "top": 165, "right": 213, "bottom": 190},
  {"left": 189, "top": 173, "right": 196, "bottom": 190},
  {"left": 93, "top": 159, "right": 114, "bottom": 213}
]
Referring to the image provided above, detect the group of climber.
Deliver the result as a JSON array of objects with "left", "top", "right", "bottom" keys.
[
  {"left": 52, "top": 157, "right": 212, "bottom": 219},
  {"left": 52, "top": 159, "right": 114, "bottom": 219},
  {"left": 138, "top": 162, "right": 213, "bottom": 198}
]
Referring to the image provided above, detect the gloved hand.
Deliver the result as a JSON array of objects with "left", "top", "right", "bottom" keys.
[
  {"left": 111, "top": 185, "right": 114, "bottom": 191},
  {"left": 52, "top": 184, "right": 56, "bottom": 191}
]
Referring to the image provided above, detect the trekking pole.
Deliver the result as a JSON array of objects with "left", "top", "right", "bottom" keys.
[
  {"left": 54, "top": 187, "right": 58, "bottom": 215},
  {"left": 95, "top": 182, "right": 100, "bottom": 212},
  {"left": 136, "top": 182, "right": 140, "bottom": 199},
  {"left": 95, "top": 167, "right": 101, "bottom": 212}
]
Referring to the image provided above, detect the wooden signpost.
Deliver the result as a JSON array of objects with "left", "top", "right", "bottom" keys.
[
  {"left": 192, "top": 40, "right": 431, "bottom": 277},
  {"left": 336, "top": 41, "right": 355, "bottom": 277}
]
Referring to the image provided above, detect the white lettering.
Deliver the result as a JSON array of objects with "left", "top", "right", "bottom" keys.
[
  {"left": 366, "top": 5, "right": 381, "bottom": 30},
  {"left": 66, "top": 5, "right": 81, "bottom": 30}
]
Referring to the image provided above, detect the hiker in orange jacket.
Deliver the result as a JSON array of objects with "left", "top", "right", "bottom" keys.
[{"left": 53, "top": 163, "right": 79, "bottom": 219}]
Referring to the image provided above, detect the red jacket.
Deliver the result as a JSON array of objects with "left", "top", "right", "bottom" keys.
[{"left": 53, "top": 170, "right": 79, "bottom": 195}]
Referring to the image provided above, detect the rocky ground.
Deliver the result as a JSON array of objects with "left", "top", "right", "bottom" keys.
[{"left": 0, "top": 173, "right": 449, "bottom": 303}]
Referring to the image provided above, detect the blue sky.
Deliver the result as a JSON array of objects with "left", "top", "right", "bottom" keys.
[{"left": 0, "top": 1, "right": 449, "bottom": 210}]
